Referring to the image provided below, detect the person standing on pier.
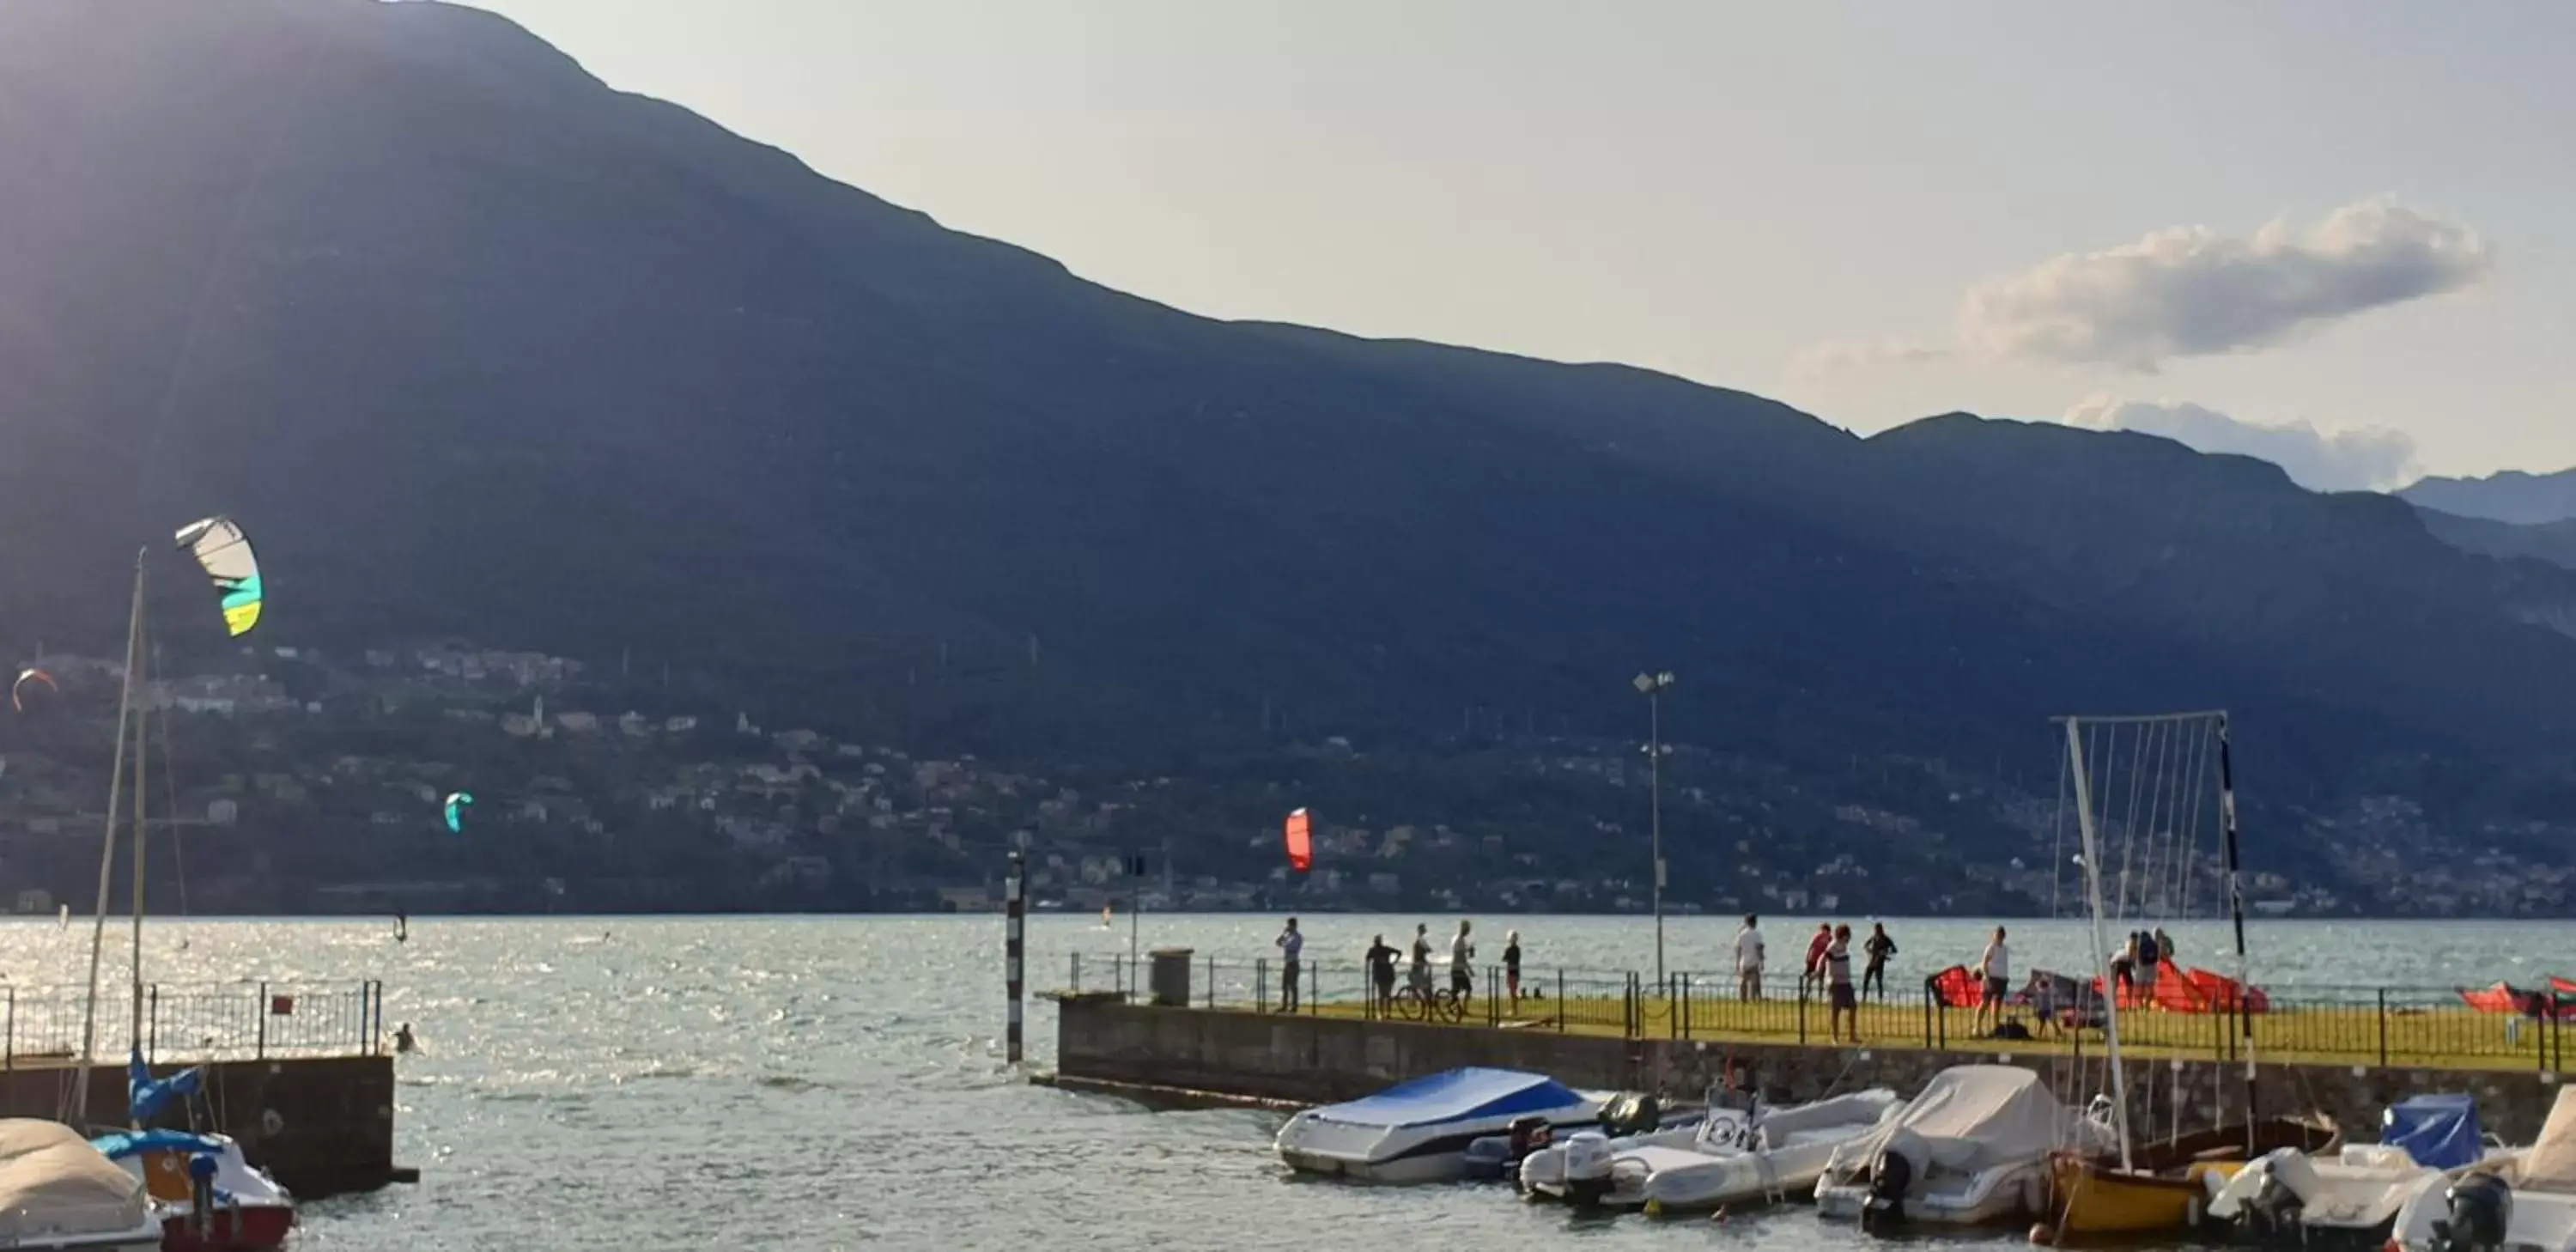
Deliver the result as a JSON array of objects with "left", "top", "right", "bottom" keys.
[
  {"left": 1503, "top": 929, "right": 1523, "bottom": 1012},
  {"left": 1826, "top": 924, "right": 1860, "bottom": 1042},
  {"left": 1862, "top": 921, "right": 1898, "bottom": 1000},
  {"left": 1734, "top": 915, "right": 1765, "bottom": 1000},
  {"left": 1407, "top": 923, "right": 1434, "bottom": 999},
  {"left": 1973, "top": 926, "right": 2012, "bottom": 1036},
  {"left": 1275, "top": 916, "right": 1303, "bottom": 1012},
  {"left": 1801, "top": 923, "right": 1833, "bottom": 997},
  {"left": 1449, "top": 920, "right": 1476, "bottom": 1006},
  {"left": 1365, "top": 933, "right": 1398, "bottom": 1016}
]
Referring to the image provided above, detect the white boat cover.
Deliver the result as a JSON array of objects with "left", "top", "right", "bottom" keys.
[
  {"left": 2521, "top": 1087, "right": 2576, "bottom": 1194},
  {"left": 0, "top": 1119, "right": 150, "bottom": 1237},
  {"left": 1845, "top": 1066, "right": 2077, "bottom": 1176}
]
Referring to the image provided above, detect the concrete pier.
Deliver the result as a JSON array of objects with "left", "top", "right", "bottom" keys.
[
  {"left": 1052, "top": 994, "right": 2568, "bottom": 1144},
  {"left": 0, "top": 1055, "right": 403, "bottom": 1197}
]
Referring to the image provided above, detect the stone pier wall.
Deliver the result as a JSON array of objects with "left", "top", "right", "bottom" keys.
[
  {"left": 1054, "top": 995, "right": 2564, "bottom": 1143},
  {"left": 0, "top": 1055, "right": 398, "bottom": 1197}
]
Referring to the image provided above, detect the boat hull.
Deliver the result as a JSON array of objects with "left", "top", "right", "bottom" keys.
[
  {"left": 156, "top": 1205, "right": 294, "bottom": 1252},
  {"left": 2049, "top": 1154, "right": 2239, "bottom": 1237},
  {"left": 1817, "top": 1159, "right": 2051, "bottom": 1228}
]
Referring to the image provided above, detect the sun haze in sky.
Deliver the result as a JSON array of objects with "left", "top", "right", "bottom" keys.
[{"left": 463, "top": 0, "right": 2576, "bottom": 486}]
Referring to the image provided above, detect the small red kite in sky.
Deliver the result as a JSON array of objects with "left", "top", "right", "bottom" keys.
[{"left": 1285, "top": 808, "right": 1313, "bottom": 873}]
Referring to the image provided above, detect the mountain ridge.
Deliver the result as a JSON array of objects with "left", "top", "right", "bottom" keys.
[{"left": 0, "top": 0, "right": 2573, "bottom": 847}]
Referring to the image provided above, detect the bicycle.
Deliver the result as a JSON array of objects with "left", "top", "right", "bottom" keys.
[{"left": 1392, "top": 976, "right": 1469, "bottom": 1024}]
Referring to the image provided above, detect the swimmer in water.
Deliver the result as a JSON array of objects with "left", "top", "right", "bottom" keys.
[{"left": 394, "top": 1022, "right": 416, "bottom": 1054}]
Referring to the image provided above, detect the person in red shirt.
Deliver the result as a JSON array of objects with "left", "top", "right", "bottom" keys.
[{"left": 1802, "top": 923, "right": 1833, "bottom": 995}]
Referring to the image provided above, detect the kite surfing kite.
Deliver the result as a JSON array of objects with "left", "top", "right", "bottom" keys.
[
  {"left": 1284, "top": 807, "right": 1313, "bottom": 873},
  {"left": 9, "top": 668, "right": 57, "bottom": 713},
  {"left": 444, "top": 792, "right": 473, "bottom": 834},
  {"left": 172, "top": 516, "right": 262, "bottom": 636}
]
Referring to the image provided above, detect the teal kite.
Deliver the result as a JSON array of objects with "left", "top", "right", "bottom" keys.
[{"left": 444, "top": 791, "right": 473, "bottom": 834}]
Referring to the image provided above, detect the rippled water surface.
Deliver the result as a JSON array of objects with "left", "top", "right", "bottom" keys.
[{"left": 4, "top": 914, "right": 2564, "bottom": 1250}]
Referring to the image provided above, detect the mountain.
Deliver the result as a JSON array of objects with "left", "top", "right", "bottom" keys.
[
  {"left": 2401, "top": 468, "right": 2576, "bottom": 525},
  {"left": 5, "top": 0, "right": 2576, "bottom": 847},
  {"left": 2414, "top": 508, "right": 2576, "bottom": 572}
]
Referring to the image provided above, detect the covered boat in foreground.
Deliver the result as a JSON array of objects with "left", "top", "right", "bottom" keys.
[
  {"left": 1520, "top": 1086, "right": 1902, "bottom": 1212},
  {"left": 2390, "top": 1087, "right": 2576, "bottom": 1252},
  {"left": 2210, "top": 1093, "right": 2493, "bottom": 1249},
  {"left": 1815, "top": 1065, "right": 2112, "bottom": 1231},
  {"left": 0, "top": 1119, "right": 162, "bottom": 1251},
  {"left": 1274, "top": 1068, "right": 1600, "bottom": 1183},
  {"left": 89, "top": 1130, "right": 292, "bottom": 1252}
]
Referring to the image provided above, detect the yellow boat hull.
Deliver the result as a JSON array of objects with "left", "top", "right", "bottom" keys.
[{"left": 2050, "top": 1155, "right": 2245, "bottom": 1237}]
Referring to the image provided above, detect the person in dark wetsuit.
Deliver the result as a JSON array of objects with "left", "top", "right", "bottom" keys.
[
  {"left": 1862, "top": 922, "right": 1897, "bottom": 1001},
  {"left": 1364, "top": 934, "right": 1398, "bottom": 1017},
  {"left": 1503, "top": 930, "right": 1523, "bottom": 1012}
]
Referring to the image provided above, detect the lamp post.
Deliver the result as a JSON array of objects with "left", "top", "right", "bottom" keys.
[{"left": 1632, "top": 671, "right": 1676, "bottom": 985}]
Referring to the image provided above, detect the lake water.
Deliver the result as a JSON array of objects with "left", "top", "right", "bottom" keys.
[{"left": 3, "top": 913, "right": 2566, "bottom": 1250}]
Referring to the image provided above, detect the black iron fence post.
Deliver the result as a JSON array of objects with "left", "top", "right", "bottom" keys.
[
  {"left": 1797, "top": 983, "right": 1809, "bottom": 1044},
  {"left": 254, "top": 982, "right": 268, "bottom": 1061},
  {"left": 1557, "top": 969, "right": 1565, "bottom": 1032},
  {"left": 1680, "top": 974, "right": 1692, "bottom": 1042},
  {"left": 147, "top": 985, "right": 158, "bottom": 1062},
  {"left": 2378, "top": 988, "right": 2390, "bottom": 1068},
  {"left": 5, "top": 986, "right": 15, "bottom": 1071},
  {"left": 1255, "top": 957, "right": 1267, "bottom": 1013}
]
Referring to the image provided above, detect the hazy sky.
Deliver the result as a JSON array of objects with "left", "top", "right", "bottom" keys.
[{"left": 464, "top": 1, "right": 2576, "bottom": 484}]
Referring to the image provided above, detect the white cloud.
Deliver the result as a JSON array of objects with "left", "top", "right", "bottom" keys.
[
  {"left": 2063, "top": 395, "right": 2419, "bottom": 492},
  {"left": 1959, "top": 199, "right": 2491, "bottom": 372}
]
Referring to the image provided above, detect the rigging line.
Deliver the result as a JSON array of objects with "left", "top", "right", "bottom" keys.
[
  {"left": 2155, "top": 714, "right": 2190, "bottom": 916},
  {"left": 2050, "top": 726, "right": 2071, "bottom": 921},
  {"left": 2117, "top": 718, "right": 2154, "bottom": 923},
  {"left": 149, "top": 627, "right": 190, "bottom": 925},
  {"left": 2137, "top": 714, "right": 2176, "bottom": 919},
  {"left": 2178, "top": 717, "right": 2214, "bottom": 918}
]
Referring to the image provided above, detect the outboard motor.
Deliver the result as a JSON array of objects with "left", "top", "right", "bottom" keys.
[
  {"left": 1860, "top": 1146, "right": 1914, "bottom": 1233},
  {"left": 1598, "top": 1092, "right": 1662, "bottom": 1138},
  {"left": 1560, "top": 1132, "right": 1615, "bottom": 1206},
  {"left": 2431, "top": 1172, "right": 2514, "bottom": 1252},
  {"left": 1507, "top": 1115, "right": 1552, "bottom": 1160},
  {"left": 2235, "top": 1168, "right": 2306, "bottom": 1238},
  {"left": 187, "top": 1152, "right": 218, "bottom": 1240}
]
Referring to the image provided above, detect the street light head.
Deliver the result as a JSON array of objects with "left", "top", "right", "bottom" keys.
[
  {"left": 1657, "top": 672, "right": 1676, "bottom": 687},
  {"left": 1631, "top": 673, "right": 1655, "bottom": 693}
]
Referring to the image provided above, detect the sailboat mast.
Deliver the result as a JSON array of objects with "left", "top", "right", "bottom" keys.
[
  {"left": 2215, "top": 714, "right": 2257, "bottom": 1152},
  {"left": 2064, "top": 718, "right": 2135, "bottom": 1172},
  {"left": 129, "top": 657, "right": 150, "bottom": 1071},
  {"left": 74, "top": 548, "right": 149, "bottom": 1127}
]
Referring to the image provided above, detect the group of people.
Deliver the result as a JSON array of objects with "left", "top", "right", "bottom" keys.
[
  {"left": 1727, "top": 915, "right": 1902, "bottom": 1043},
  {"left": 1272, "top": 918, "right": 1528, "bottom": 1014}
]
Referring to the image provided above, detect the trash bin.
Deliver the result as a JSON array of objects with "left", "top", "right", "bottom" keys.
[{"left": 1149, "top": 947, "right": 1195, "bottom": 1007}]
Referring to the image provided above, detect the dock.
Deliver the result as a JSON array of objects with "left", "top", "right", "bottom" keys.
[
  {"left": 0, "top": 979, "right": 404, "bottom": 1197},
  {"left": 1044, "top": 955, "right": 2573, "bottom": 1143}
]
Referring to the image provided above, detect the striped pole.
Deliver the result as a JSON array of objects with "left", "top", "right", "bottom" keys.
[{"left": 1005, "top": 850, "right": 1026, "bottom": 1066}]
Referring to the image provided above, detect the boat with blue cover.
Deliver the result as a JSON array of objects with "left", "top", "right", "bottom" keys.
[{"left": 1274, "top": 1068, "right": 1601, "bottom": 1183}]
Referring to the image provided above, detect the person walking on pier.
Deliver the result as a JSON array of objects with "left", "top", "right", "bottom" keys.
[
  {"left": 1503, "top": 929, "right": 1523, "bottom": 1012},
  {"left": 1862, "top": 921, "right": 1897, "bottom": 1001},
  {"left": 1275, "top": 916, "right": 1303, "bottom": 1012},
  {"left": 1734, "top": 915, "right": 1765, "bottom": 1000},
  {"left": 1407, "top": 923, "right": 1434, "bottom": 1000},
  {"left": 1826, "top": 924, "right": 1860, "bottom": 1043},
  {"left": 1973, "top": 926, "right": 2012, "bottom": 1036},
  {"left": 1365, "top": 933, "right": 1398, "bottom": 1017},
  {"left": 1449, "top": 920, "right": 1477, "bottom": 1006}
]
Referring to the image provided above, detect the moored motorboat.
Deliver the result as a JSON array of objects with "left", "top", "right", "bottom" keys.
[
  {"left": 1628, "top": 1088, "right": 1902, "bottom": 1213},
  {"left": 2210, "top": 1094, "right": 2492, "bottom": 1248},
  {"left": 2389, "top": 1087, "right": 2576, "bottom": 1252},
  {"left": 1274, "top": 1067, "right": 1601, "bottom": 1183},
  {"left": 88, "top": 1131, "right": 292, "bottom": 1252},
  {"left": 1815, "top": 1065, "right": 2113, "bottom": 1231},
  {"left": 2044, "top": 1115, "right": 2339, "bottom": 1242},
  {"left": 0, "top": 1119, "right": 163, "bottom": 1251}
]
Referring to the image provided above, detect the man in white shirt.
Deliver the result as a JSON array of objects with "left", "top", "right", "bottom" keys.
[
  {"left": 1974, "top": 926, "right": 2011, "bottom": 1035},
  {"left": 1734, "top": 915, "right": 1766, "bottom": 1000},
  {"left": 1275, "top": 916, "right": 1303, "bottom": 1012}
]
